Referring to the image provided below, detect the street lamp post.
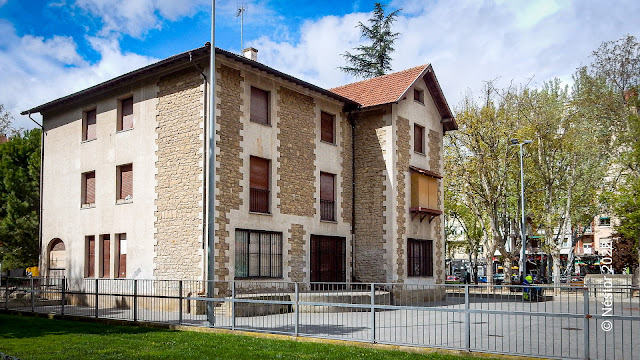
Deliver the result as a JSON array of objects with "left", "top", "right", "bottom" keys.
[{"left": 511, "top": 139, "right": 532, "bottom": 280}]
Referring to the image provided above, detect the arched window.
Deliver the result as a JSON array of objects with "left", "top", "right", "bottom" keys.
[{"left": 48, "top": 239, "right": 66, "bottom": 278}]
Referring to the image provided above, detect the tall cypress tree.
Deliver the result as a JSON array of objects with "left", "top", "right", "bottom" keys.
[{"left": 340, "top": 3, "right": 401, "bottom": 79}]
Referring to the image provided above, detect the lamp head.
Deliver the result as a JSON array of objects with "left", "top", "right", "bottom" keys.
[
  {"left": 510, "top": 139, "right": 519, "bottom": 145},
  {"left": 524, "top": 140, "right": 533, "bottom": 144}
]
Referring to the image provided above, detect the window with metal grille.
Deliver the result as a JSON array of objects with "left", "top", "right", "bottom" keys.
[
  {"left": 116, "top": 233, "right": 127, "bottom": 278},
  {"left": 310, "top": 235, "right": 346, "bottom": 283},
  {"left": 320, "top": 111, "right": 335, "bottom": 144},
  {"left": 83, "top": 109, "right": 97, "bottom": 141},
  {"left": 100, "top": 234, "right": 110, "bottom": 278},
  {"left": 250, "top": 86, "right": 270, "bottom": 125},
  {"left": 235, "top": 229, "right": 282, "bottom": 278},
  {"left": 408, "top": 238, "right": 433, "bottom": 277},
  {"left": 249, "top": 156, "right": 270, "bottom": 213},
  {"left": 414, "top": 124, "right": 425, "bottom": 154},
  {"left": 119, "top": 96, "right": 134, "bottom": 131},
  {"left": 117, "top": 164, "right": 133, "bottom": 201},
  {"left": 86, "top": 235, "right": 95, "bottom": 278},
  {"left": 82, "top": 171, "right": 96, "bottom": 205},
  {"left": 320, "top": 172, "right": 335, "bottom": 221}
]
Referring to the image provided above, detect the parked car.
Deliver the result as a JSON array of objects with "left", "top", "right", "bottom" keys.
[
  {"left": 477, "top": 276, "right": 487, "bottom": 283},
  {"left": 446, "top": 275, "right": 461, "bottom": 283}
]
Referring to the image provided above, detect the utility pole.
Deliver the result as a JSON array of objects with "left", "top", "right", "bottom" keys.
[
  {"left": 511, "top": 139, "right": 532, "bottom": 280},
  {"left": 207, "top": 0, "right": 216, "bottom": 327}
]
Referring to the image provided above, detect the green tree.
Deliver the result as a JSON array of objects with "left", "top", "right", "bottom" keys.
[
  {"left": 0, "top": 128, "right": 41, "bottom": 270},
  {"left": 340, "top": 3, "right": 401, "bottom": 79}
]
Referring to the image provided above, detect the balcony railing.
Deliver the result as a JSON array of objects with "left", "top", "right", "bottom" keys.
[
  {"left": 320, "top": 199, "right": 335, "bottom": 221},
  {"left": 250, "top": 188, "right": 270, "bottom": 213}
]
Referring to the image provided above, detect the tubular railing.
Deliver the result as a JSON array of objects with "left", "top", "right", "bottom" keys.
[{"left": 1, "top": 276, "right": 639, "bottom": 360}]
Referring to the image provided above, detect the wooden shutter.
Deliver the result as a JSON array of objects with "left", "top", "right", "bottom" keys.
[
  {"left": 321, "top": 112, "right": 335, "bottom": 143},
  {"left": 87, "top": 236, "right": 95, "bottom": 278},
  {"left": 85, "top": 171, "right": 95, "bottom": 204},
  {"left": 86, "top": 109, "right": 97, "bottom": 140},
  {"left": 102, "top": 235, "right": 110, "bottom": 278},
  {"left": 121, "top": 97, "right": 133, "bottom": 130},
  {"left": 414, "top": 124, "right": 424, "bottom": 153},
  {"left": 250, "top": 157, "right": 269, "bottom": 190},
  {"left": 250, "top": 87, "right": 269, "bottom": 125},
  {"left": 320, "top": 172, "right": 335, "bottom": 201},
  {"left": 119, "top": 164, "right": 133, "bottom": 199}
]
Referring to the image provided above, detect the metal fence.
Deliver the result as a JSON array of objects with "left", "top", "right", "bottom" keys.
[{"left": 2, "top": 276, "right": 639, "bottom": 360}]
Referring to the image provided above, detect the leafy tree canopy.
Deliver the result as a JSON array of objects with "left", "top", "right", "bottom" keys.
[
  {"left": 0, "top": 128, "right": 41, "bottom": 270},
  {"left": 340, "top": 3, "right": 401, "bottom": 79}
]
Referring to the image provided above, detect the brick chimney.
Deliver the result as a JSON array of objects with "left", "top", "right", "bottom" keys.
[{"left": 242, "top": 47, "right": 258, "bottom": 61}]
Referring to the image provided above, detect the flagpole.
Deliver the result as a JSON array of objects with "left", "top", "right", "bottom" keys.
[{"left": 207, "top": 0, "right": 216, "bottom": 326}]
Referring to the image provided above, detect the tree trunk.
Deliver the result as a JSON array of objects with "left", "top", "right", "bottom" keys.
[
  {"left": 503, "top": 257, "right": 512, "bottom": 285},
  {"left": 485, "top": 254, "right": 494, "bottom": 289},
  {"left": 553, "top": 252, "right": 562, "bottom": 289}
]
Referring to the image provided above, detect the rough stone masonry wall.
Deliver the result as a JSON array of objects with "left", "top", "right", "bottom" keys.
[
  {"left": 277, "top": 86, "right": 317, "bottom": 282},
  {"left": 428, "top": 129, "right": 444, "bottom": 283},
  {"left": 276, "top": 86, "right": 317, "bottom": 218},
  {"left": 353, "top": 112, "right": 388, "bottom": 283},
  {"left": 340, "top": 114, "right": 353, "bottom": 224},
  {"left": 214, "top": 65, "right": 245, "bottom": 285},
  {"left": 154, "top": 68, "right": 204, "bottom": 279},
  {"left": 395, "top": 116, "right": 410, "bottom": 281}
]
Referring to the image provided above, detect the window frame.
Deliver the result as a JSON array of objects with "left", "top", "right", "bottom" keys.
[
  {"left": 81, "top": 171, "right": 96, "bottom": 207},
  {"left": 249, "top": 156, "right": 270, "bottom": 214},
  {"left": 407, "top": 238, "right": 433, "bottom": 277},
  {"left": 117, "top": 96, "right": 134, "bottom": 132},
  {"left": 414, "top": 88, "right": 425, "bottom": 104},
  {"left": 116, "top": 163, "right": 133, "bottom": 202},
  {"left": 414, "top": 124, "right": 425, "bottom": 154},
  {"left": 234, "top": 229, "right": 283, "bottom": 279},
  {"left": 320, "top": 111, "right": 336, "bottom": 144},
  {"left": 82, "top": 108, "right": 97, "bottom": 142},
  {"left": 320, "top": 171, "right": 336, "bottom": 222},
  {"left": 598, "top": 217, "right": 611, "bottom": 227},
  {"left": 116, "top": 233, "right": 127, "bottom": 278},
  {"left": 250, "top": 86, "right": 270, "bottom": 126}
]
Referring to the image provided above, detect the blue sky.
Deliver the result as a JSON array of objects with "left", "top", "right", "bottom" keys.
[{"left": 1, "top": 0, "right": 640, "bottom": 130}]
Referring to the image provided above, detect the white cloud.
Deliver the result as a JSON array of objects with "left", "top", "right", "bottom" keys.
[
  {"left": 0, "top": 21, "right": 157, "bottom": 130},
  {"left": 0, "top": 0, "right": 7, "bottom": 8},
  {"left": 248, "top": 0, "right": 640, "bottom": 110},
  {"left": 72, "top": 0, "right": 210, "bottom": 38}
]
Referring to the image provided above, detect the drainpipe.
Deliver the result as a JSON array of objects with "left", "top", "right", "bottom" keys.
[
  {"left": 190, "top": 52, "right": 208, "bottom": 289},
  {"left": 28, "top": 112, "right": 44, "bottom": 276},
  {"left": 350, "top": 112, "right": 356, "bottom": 282}
]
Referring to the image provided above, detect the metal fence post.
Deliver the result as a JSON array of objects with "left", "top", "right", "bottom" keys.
[
  {"left": 294, "top": 282, "right": 299, "bottom": 337},
  {"left": 94, "top": 279, "right": 99, "bottom": 318},
  {"left": 370, "top": 283, "right": 376, "bottom": 343},
  {"left": 583, "top": 289, "right": 590, "bottom": 360},
  {"left": 30, "top": 277, "right": 35, "bottom": 312},
  {"left": 465, "top": 285, "right": 471, "bottom": 352},
  {"left": 61, "top": 278, "right": 66, "bottom": 316},
  {"left": 133, "top": 279, "right": 138, "bottom": 322},
  {"left": 231, "top": 281, "right": 236, "bottom": 330},
  {"left": 178, "top": 280, "right": 183, "bottom": 325}
]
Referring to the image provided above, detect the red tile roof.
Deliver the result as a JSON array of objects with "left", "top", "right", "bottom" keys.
[{"left": 330, "top": 65, "right": 428, "bottom": 107}]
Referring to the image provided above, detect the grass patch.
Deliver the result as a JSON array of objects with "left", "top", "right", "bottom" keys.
[{"left": 0, "top": 314, "right": 488, "bottom": 360}]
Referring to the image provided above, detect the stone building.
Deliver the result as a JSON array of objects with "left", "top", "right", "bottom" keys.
[{"left": 22, "top": 44, "right": 456, "bottom": 285}]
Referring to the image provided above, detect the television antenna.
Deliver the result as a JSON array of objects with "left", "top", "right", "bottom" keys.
[{"left": 236, "top": 4, "right": 246, "bottom": 52}]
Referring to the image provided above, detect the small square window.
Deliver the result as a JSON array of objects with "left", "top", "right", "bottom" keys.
[
  {"left": 118, "top": 96, "right": 134, "bottom": 131},
  {"left": 598, "top": 217, "right": 611, "bottom": 227},
  {"left": 250, "top": 87, "right": 270, "bottom": 125},
  {"left": 414, "top": 89, "right": 424, "bottom": 104}
]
